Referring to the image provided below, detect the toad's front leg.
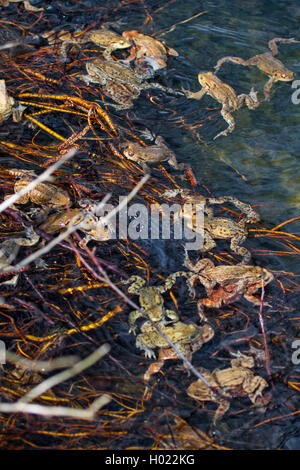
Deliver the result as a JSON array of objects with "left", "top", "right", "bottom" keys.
[
  {"left": 200, "top": 232, "right": 217, "bottom": 253},
  {"left": 263, "top": 76, "right": 276, "bottom": 101},
  {"left": 128, "top": 309, "right": 146, "bottom": 334},
  {"left": 121, "top": 275, "right": 146, "bottom": 293},
  {"left": 167, "top": 154, "right": 190, "bottom": 171},
  {"left": 240, "top": 88, "right": 260, "bottom": 109},
  {"left": 213, "top": 398, "right": 231, "bottom": 425},
  {"left": 144, "top": 82, "right": 185, "bottom": 97},
  {"left": 243, "top": 282, "right": 272, "bottom": 307},
  {"left": 182, "top": 86, "right": 207, "bottom": 100}
]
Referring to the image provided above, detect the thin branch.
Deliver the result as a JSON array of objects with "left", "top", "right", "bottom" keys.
[
  {"left": 18, "top": 344, "right": 110, "bottom": 404},
  {"left": 0, "top": 395, "right": 111, "bottom": 419},
  {"left": 0, "top": 147, "right": 77, "bottom": 214}
]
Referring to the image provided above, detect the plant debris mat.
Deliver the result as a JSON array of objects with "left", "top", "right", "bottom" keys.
[{"left": 0, "top": 0, "right": 299, "bottom": 451}]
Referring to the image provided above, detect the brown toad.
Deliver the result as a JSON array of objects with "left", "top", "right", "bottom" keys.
[
  {"left": 44, "top": 25, "right": 131, "bottom": 60},
  {"left": 121, "top": 273, "right": 187, "bottom": 334},
  {"left": 0, "top": 225, "right": 39, "bottom": 286},
  {"left": 6, "top": 169, "right": 71, "bottom": 210},
  {"left": 39, "top": 207, "right": 113, "bottom": 246},
  {"left": 187, "top": 352, "right": 268, "bottom": 424},
  {"left": 215, "top": 37, "right": 299, "bottom": 101},
  {"left": 0, "top": 80, "right": 15, "bottom": 123},
  {"left": 82, "top": 58, "right": 183, "bottom": 109},
  {"left": 135, "top": 319, "right": 213, "bottom": 361},
  {"left": 184, "top": 252, "right": 274, "bottom": 316},
  {"left": 164, "top": 188, "right": 259, "bottom": 264},
  {"left": 143, "top": 322, "right": 214, "bottom": 385},
  {"left": 183, "top": 71, "right": 259, "bottom": 139},
  {"left": 122, "top": 30, "right": 178, "bottom": 72},
  {"left": 122, "top": 135, "right": 189, "bottom": 172},
  {"left": 0, "top": 0, "right": 43, "bottom": 11}
]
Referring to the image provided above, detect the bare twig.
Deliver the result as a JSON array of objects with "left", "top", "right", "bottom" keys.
[
  {"left": 18, "top": 344, "right": 110, "bottom": 404},
  {"left": 0, "top": 395, "right": 111, "bottom": 419},
  {"left": 156, "top": 10, "right": 207, "bottom": 38},
  {"left": 6, "top": 351, "right": 79, "bottom": 372},
  {"left": 0, "top": 147, "right": 77, "bottom": 214}
]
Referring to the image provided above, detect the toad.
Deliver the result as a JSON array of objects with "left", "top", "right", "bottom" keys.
[
  {"left": 164, "top": 188, "right": 259, "bottom": 263},
  {"left": 143, "top": 322, "right": 214, "bottom": 387},
  {"left": 82, "top": 58, "right": 183, "bottom": 109},
  {"left": 39, "top": 208, "right": 113, "bottom": 246},
  {"left": 121, "top": 273, "right": 187, "bottom": 334},
  {"left": 0, "top": 80, "right": 24, "bottom": 123},
  {"left": 215, "top": 37, "right": 299, "bottom": 101},
  {"left": 122, "top": 30, "right": 178, "bottom": 72},
  {"left": 0, "top": 225, "right": 39, "bottom": 286},
  {"left": 44, "top": 25, "right": 131, "bottom": 60},
  {"left": 187, "top": 352, "right": 268, "bottom": 424},
  {"left": 0, "top": 80, "right": 15, "bottom": 123},
  {"left": 6, "top": 169, "right": 71, "bottom": 210},
  {"left": 184, "top": 252, "right": 274, "bottom": 316},
  {"left": 122, "top": 135, "right": 189, "bottom": 172},
  {"left": 164, "top": 188, "right": 260, "bottom": 223},
  {"left": 183, "top": 71, "right": 259, "bottom": 139},
  {"left": 0, "top": 0, "right": 43, "bottom": 11},
  {"left": 135, "top": 319, "right": 213, "bottom": 361}
]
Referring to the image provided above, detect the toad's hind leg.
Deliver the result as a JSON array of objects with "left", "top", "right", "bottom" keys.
[
  {"left": 268, "top": 37, "right": 299, "bottom": 56},
  {"left": 144, "top": 82, "right": 185, "bottom": 97},
  {"left": 214, "top": 107, "right": 235, "bottom": 140},
  {"left": 214, "top": 56, "right": 249, "bottom": 73},
  {"left": 230, "top": 235, "right": 251, "bottom": 264}
]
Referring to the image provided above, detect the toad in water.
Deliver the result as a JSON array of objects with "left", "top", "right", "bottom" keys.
[
  {"left": 215, "top": 37, "right": 299, "bottom": 101},
  {"left": 187, "top": 352, "right": 268, "bottom": 424},
  {"left": 183, "top": 71, "right": 259, "bottom": 139},
  {"left": 184, "top": 252, "right": 274, "bottom": 315},
  {"left": 122, "top": 136, "right": 189, "bottom": 172}
]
